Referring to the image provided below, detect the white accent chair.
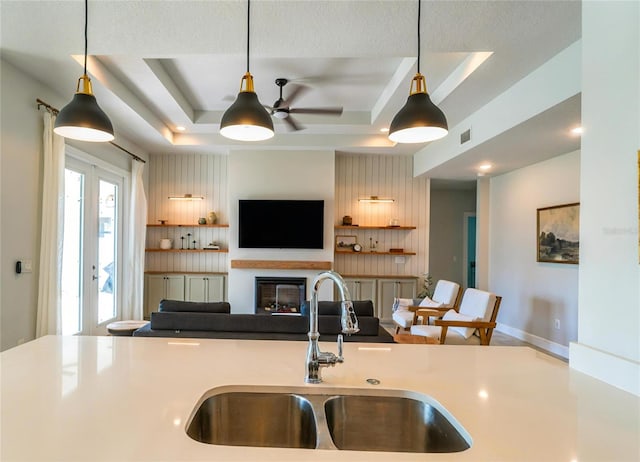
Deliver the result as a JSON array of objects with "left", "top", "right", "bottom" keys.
[
  {"left": 392, "top": 280, "right": 461, "bottom": 334},
  {"left": 410, "top": 288, "right": 502, "bottom": 345}
]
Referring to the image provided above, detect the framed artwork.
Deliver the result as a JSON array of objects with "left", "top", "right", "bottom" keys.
[
  {"left": 335, "top": 235, "right": 357, "bottom": 250},
  {"left": 537, "top": 203, "right": 580, "bottom": 264}
]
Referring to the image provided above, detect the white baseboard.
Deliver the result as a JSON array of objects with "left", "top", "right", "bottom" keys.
[
  {"left": 495, "top": 323, "right": 569, "bottom": 359},
  {"left": 570, "top": 342, "right": 640, "bottom": 396}
]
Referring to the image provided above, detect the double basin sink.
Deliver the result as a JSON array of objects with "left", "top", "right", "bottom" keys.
[{"left": 186, "top": 385, "right": 471, "bottom": 453}]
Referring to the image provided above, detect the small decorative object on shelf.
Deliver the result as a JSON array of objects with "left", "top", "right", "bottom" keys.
[
  {"left": 389, "top": 248, "right": 404, "bottom": 253},
  {"left": 158, "top": 219, "right": 167, "bottom": 225},
  {"left": 180, "top": 236, "right": 185, "bottom": 250},
  {"left": 207, "top": 211, "right": 217, "bottom": 224},
  {"left": 353, "top": 243, "right": 362, "bottom": 252},
  {"left": 159, "top": 238, "right": 172, "bottom": 250},
  {"left": 369, "top": 237, "right": 378, "bottom": 252},
  {"left": 389, "top": 218, "right": 400, "bottom": 227},
  {"left": 198, "top": 217, "right": 207, "bottom": 225},
  {"left": 342, "top": 215, "right": 353, "bottom": 226},
  {"left": 204, "top": 241, "right": 220, "bottom": 250},
  {"left": 191, "top": 240, "right": 197, "bottom": 250}
]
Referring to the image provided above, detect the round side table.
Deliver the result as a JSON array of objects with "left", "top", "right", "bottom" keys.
[{"left": 106, "top": 320, "right": 149, "bottom": 336}]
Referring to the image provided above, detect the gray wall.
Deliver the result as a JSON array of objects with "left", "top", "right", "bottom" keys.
[{"left": 428, "top": 187, "right": 476, "bottom": 287}]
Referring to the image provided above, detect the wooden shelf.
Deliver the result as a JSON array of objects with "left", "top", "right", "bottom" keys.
[
  {"left": 147, "top": 223, "right": 229, "bottom": 228},
  {"left": 335, "top": 250, "right": 416, "bottom": 256},
  {"left": 335, "top": 225, "right": 416, "bottom": 230},
  {"left": 231, "top": 260, "right": 332, "bottom": 270},
  {"left": 145, "top": 249, "right": 228, "bottom": 253}
]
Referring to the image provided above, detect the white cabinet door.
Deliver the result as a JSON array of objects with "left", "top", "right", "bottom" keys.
[
  {"left": 144, "top": 274, "right": 185, "bottom": 319},
  {"left": 377, "top": 279, "right": 417, "bottom": 322},
  {"left": 185, "top": 275, "right": 225, "bottom": 302}
]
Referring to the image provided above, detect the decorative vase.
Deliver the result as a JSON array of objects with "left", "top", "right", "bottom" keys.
[
  {"left": 207, "top": 211, "right": 217, "bottom": 224},
  {"left": 198, "top": 217, "right": 207, "bottom": 225},
  {"left": 159, "top": 239, "right": 172, "bottom": 250}
]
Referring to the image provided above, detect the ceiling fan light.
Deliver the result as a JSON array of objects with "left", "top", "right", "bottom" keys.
[
  {"left": 388, "top": 92, "right": 448, "bottom": 143},
  {"left": 54, "top": 91, "right": 114, "bottom": 142},
  {"left": 220, "top": 91, "right": 274, "bottom": 141}
]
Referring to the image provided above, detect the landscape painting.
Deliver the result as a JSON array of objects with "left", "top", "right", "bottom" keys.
[{"left": 537, "top": 203, "right": 580, "bottom": 264}]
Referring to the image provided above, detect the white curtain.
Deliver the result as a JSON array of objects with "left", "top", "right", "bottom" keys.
[
  {"left": 122, "top": 160, "right": 147, "bottom": 320},
  {"left": 36, "top": 112, "right": 65, "bottom": 337}
]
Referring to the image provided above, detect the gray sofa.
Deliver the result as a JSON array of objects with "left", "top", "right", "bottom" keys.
[{"left": 133, "top": 299, "right": 394, "bottom": 343}]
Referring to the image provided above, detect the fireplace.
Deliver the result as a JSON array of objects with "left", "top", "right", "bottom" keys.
[{"left": 255, "top": 277, "right": 307, "bottom": 314}]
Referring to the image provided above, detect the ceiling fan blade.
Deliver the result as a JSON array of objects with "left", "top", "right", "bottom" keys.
[
  {"left": 282, "top": 84, "right": 309, "bottom": 106},
  {"left": 283, "top": 116, "right": 303, "bottom": 131},
  {"left": 289, "top": 107, "right": 344, "bottom": 116}
]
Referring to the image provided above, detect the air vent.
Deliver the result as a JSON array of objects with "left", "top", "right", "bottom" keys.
[{"left": 460, "top": 129, "right": 471, "bottom": 144}]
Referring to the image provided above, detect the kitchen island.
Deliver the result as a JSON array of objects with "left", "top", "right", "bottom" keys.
[{"left": 1, "top": 335, "right": 638, "bottom": 461}]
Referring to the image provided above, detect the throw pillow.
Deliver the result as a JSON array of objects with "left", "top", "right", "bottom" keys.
[
  {"left": 441, "top": 309, "right": 478, "bottom": 339},
  {"left": 418, "top": 296, "right": 444, "bottom": 308},
  {"left": 392, "top": 297, "right": 413, "bottom": 312}
]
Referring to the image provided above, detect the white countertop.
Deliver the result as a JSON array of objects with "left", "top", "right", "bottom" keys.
[{"left": 1, "top": 335, "right": 638, "bottom": 461}]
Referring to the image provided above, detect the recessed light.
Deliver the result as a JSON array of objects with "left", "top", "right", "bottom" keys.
[
  {"left": 479, "top": 163, "right": 492, "bottom": 171},
  {"left": 176, "top": 126, "right": 186, "bottom": 132},
  {"left": 379, "top": 127, "right": 389, "bottom": 133},
  {"left": 571, "top": 126, "right": 583, "bottom": 135}
]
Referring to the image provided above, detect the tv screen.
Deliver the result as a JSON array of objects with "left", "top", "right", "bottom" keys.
[{"left": 239, "top": 200, "right": 324, "bottom": 249}]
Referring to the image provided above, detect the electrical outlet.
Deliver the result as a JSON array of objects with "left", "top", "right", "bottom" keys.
[
  {"left": 554, "top": 319, "right": 561, "bottom": 330},
  {"left": 394, "top": 256, "right": 405, "bottom": 264}
]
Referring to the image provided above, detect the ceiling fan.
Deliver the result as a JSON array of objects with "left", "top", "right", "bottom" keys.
[{"left": 266, "top": 78, "right": 343, "bottom": 131}]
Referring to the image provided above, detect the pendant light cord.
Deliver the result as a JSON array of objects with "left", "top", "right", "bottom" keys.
[
  {"left": 83, "top": 0, "right": 88, "bottom": 75},
  {"left": 417, "top": 0, "right": 421, "bottom": 74},
  {"left": 246, "top": 0, "right": 250, "bottom": 73}
]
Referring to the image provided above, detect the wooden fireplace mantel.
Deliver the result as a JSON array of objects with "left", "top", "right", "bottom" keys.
[{"left": 230, "top": 260, "right": 332, "bottom": 270}]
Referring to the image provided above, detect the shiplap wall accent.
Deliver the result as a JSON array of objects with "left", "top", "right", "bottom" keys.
[
  {"left": 334, "top": 153, "right": 430, "bottom": 277},
  {"left": 146, "top": 153, "right": 228, "bottom": 273}
]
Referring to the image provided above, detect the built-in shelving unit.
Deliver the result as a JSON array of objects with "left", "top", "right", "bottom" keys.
[
  {"left": 335, "top": 225, "right": 416, "bottom": 230},
  {"left": 145, "top": 249, "right": 228, "bottom": 253},
  {"left": 334, "top": 250, "right": 416, "bottom": 256},
  {"left": 147, "top": 223, "right": 229, "bottom": 228}
]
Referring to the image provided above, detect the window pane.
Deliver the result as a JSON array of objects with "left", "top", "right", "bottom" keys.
[
  {"left": 61, "top": 169, "right": 83, "bottom": 335},
  {"left": 98, "top": 180, "right": 117, "bottom": 323}
]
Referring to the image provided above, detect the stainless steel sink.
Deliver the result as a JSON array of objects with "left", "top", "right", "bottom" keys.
[
  {"left": 186, "top": 391, "right": 317, "bottom": 449},
  {"left": 186, "top": 385, "right": 471, "bottom": 453},
  {"left": 324, "top": 394, "right": 470, "bottom": 453}
]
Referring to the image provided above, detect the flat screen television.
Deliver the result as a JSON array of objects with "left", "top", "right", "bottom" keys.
[{"left": 239, "top": 199, "right": 324, "bottom": 249}]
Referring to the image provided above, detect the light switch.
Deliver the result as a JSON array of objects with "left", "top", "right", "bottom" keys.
[{"left": 394, "top": 256, "right": 405, "bottom": 264}]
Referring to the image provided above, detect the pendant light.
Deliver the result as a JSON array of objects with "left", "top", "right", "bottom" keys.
[
  {"left": 388, "top": 0, "right": 448, "bottom": 144},
  {"left": 220, "top": 0, "right": 274, "bottom": 141},
  {"left": 54, "top": 0, "right": 114, "bottom": 142}
]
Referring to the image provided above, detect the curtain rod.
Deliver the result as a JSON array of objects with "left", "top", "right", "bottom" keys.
[{"left": 36, "top": 98, "right": 146, "bottom": 164}]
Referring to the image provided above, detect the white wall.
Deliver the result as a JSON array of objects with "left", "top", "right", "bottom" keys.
[
  {"left": 429, "top": 187, "right": 476, "bottom": 286},
  {"left": 489, "top": 151, "right": 580, "bottom": 356},
  {"left": 334, "top": 153, "right": 430, "bottom": 277},
  {"left": 0, "top": 59, "right": 147, "bottom": 351},
  {"left": 227, "top": 150, "right": 336, "bottom": 313},
  {"left": 145, "top": 153, "right": 228, "bottom": 273},
  {"left": 571, "top": 1, "right": 640, "bottom": 395}
]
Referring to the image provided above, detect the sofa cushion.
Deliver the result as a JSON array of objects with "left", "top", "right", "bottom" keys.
[
  {"left": 300, "top": 300, "right": 374, "bottom": 317},
  {"left": 150, "top": 312, "right": 308, "bottom": 333},
  {"left": 158, "top": 299, "right": 231, "bottom": 314},
  {"left": 318, "top": 315, "right": 380, "bottom": 336}
]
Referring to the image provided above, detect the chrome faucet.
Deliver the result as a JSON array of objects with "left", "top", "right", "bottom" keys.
[{"left": 305, "top": 270, "right": 359, "bottom": 384}]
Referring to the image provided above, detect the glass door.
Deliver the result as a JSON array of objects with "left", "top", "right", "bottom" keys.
[{"left": 62, "top": 157, "right": 124, "bottom": 335}]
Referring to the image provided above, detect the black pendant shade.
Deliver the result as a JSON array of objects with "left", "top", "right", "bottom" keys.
[
  {"left": 388, "top": 90, "right": 448, "bottom": 144},
  {"left": 220, "top": 79, "right": 274, "bottom": 141},
  {"left": 54, "top": 85, "right": 114, "bottom": 142},
  {"left": 53, "top": 0, "right": 114, "bottom": 143},
  {"left": 388, "top": 0, "right": 448, "bottom": 144}
]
